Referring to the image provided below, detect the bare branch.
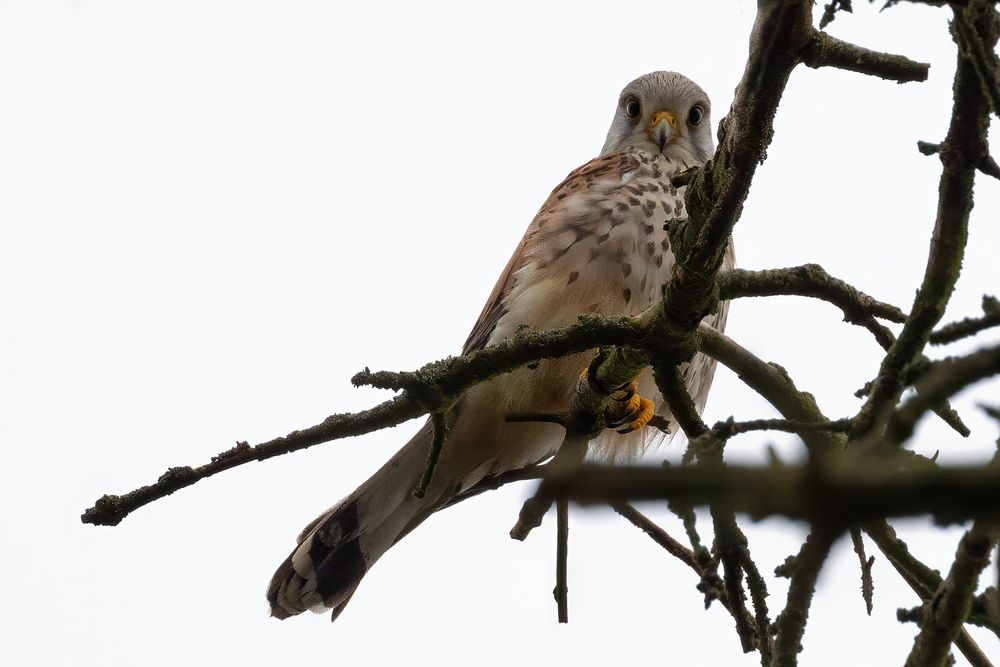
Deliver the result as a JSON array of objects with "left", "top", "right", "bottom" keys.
[
  {"left": 413, "top": 412, "right": 447, "bottom": 498},
  {"left": 850, "top": 527, "right": 876, "bottom": 615},
  {"left": 952, "top": 7, "right": 1000, "bottom": 117},
  {"left": 854, "top": 0, "right": 998, "bottom": 438},
  {"left": 82, "top": 314, "right": 640, "bottom": 526},
  {"left": 905, "top": 522, "right": 999, "bottom": 667},
  {"left": 651, "top": 360, "right": 760, "bottom": 654},
  {"left": 613, "top": 502, "right": 699, "bottom": 572},
  {"left": 741, "top": 550, "right": 774, "bottom": 666},
  {"left": 697, "top": 324, "right": 845, "bottom": 456},
  {"left": 555, "top": 498, "right": 569, "bottom": 624},
  {"left": 802, "top": 31, "right": 930, "bottom": 82},
  {"left": 930, "top": 295, "right": 1000, "bottom": 344},
  {"left": 613, "top": 501, "right": 761, "bottom": 642},
  {"left": 772, "top": 527, "right": 838, "bottom": 667},
  {"left": 819, "top": 0, "right": 853, "bottom": 30},
  {"left": 917, "top": 141, "right": 1000, "bottom": 181},
  {"left": 885, "top": 341, "right": 1000, "bottom": 446},
  {"left": 718, "top": 264, "right": 907, "bottom": 325},
  {"left": 540, "top": 461, "right": 1000, "bottom": 525},
  {"left": 865, "top": 521, "right": 1000, "bottom": 638}
]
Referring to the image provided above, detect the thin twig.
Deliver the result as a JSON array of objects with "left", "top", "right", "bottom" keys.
[
  {"left": 884, "top": 342, "right": 1000, "bottom": 447},
  {"left": 613, "top": 502, "right": 699, "bottom": 571},
  {"left": 741, "top": 551, "right": 774, "bottom": 666},
  {"left": 819, "top": 0, "right": 853, "bottom": 30},
  {"left": 614, "top": 502, "right": 755, "bottom": 634},
  {"left": 930, "top": 295, "right": 1000, "bottom": 344},
  {"left": 413, "top": 412, "right": 447, "bottom": 498},
  {"left": 555, "top": 498, "right": 569, "bottom": 624},
  {"left": 917, "top": 141, "right": 1000, "bottom": 181},
  {"left": 850, "top": 527, "right": 876, "bottom": 615}
]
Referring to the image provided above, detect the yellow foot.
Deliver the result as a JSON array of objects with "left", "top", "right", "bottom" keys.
[
  {"left": 604, "top": 379, "right": 656, "bottom": 434},
  {"left": 577, "top": 360, "right": 657, "bottom": 435}
]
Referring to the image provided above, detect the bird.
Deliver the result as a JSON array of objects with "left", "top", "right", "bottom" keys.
[{"left": 267, "top": 71, "right": 734, "bottom": 621}]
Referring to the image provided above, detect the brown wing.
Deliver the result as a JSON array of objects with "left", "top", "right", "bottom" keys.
[{"left": 461, "top": 151, "right": 638, "bottom": 354}]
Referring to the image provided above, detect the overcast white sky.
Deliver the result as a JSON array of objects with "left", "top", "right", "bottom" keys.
[{"left": 2, "top": 1, "right": 999, "bottom": 665}]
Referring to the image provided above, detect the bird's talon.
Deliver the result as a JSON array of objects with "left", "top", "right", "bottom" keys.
[
  {"left": 603, "top": 379, "right": 655, "bottom": 434},
  {"left": 612, "top": 396, "right": 656, "bottom": 433}
]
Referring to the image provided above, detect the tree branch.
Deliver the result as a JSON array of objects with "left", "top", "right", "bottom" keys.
[
  {"left": 801, "top": 31, "right": 929, "bottom": 82},
  {"left": 540, "top": 461, "right": 1000, "bottom": 525},
  {"left": 853, "top": 0, "right": 998, "bottom": 438},
  {"left": 555, "top": 498, "right": 569, "bottom": 624},
  {"left": 905, "top": 522, "right": 999, "bottom": 667},
  {"left": 717, "top": 264, "right": 907, "bottom": 325},
  {"left": 930, "top": 295, "right": 1000, "bottom": 344},
  {"left": 772, "top": 527, "right": 838, "bottom": 667},
  {"left": 884, "top": 342, "right": 1000, "bottom": 446},
  {"left": 850, "top": 527, "right": 876, "bottom": 615},
  {"left": 82, "top": 314, "right": 640, "bottom": 526}
]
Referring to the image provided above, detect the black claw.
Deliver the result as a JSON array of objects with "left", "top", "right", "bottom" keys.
[{"left": 607, "top": 409, "right": 642, "bottom": 428}]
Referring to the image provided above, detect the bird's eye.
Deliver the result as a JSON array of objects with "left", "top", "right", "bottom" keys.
[
  {"left": 625, "top": 98, "right": 641, "bottom": 120},
  {"left": 688, "top": 105, "right": 705, "bottom": 126}
]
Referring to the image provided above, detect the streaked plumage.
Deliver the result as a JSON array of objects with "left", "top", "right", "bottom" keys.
[{"left": 267, "top": 71, "right": 734, "bottom": 621}]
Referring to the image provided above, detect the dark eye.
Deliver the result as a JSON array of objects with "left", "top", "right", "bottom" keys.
[
  {"left": 688, "top": 105, "right": 704, "bottom": 126},
  {"left": 625, "top": 97, "right": 641, "bottom": 120}
]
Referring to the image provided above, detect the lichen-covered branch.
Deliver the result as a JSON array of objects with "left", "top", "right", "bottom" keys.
[
  {"left": 930, "top": 295, "right": 1000, "bottom": 345},
  {"left": 918, "top": 141, "right": 1000, "bottom": 181},
  {"left": 853, "top": 0, "right": 998, "bottom": 438},
  {"left": 884, "top": 342, "right": 1000, "bottom": 446},
  {"left": 697, "top": 325, "right": 845, "bottom": 457},
  {"left": 951, "top": 7, "right": 1000, "bottom": 117},
  {"left": 850, "top": 527, "right": 875, "bottom": 615},
  {"left": 83, "top": 315, "right": 640, "bottom": 526},
  {"left": 865, "top": 520, "right": 1000, "bottom": 638},
  {"left": 905, "top": 522, "right": 999, "bottom": 667},
  {"left": 83, "top": 249, "right": 915, "bottom": 528},
  {"left": 772, "top": 527, "right": 838, "bottom": 667}
]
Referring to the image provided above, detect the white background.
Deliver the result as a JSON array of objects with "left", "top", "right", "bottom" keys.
[{"left": 2, "top": 1, "right": 999, "bottom": 665}]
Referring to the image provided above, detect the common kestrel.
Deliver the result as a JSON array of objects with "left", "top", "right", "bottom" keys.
[{"left": 268, "top": 71, "right": 734, "bottom": 621}]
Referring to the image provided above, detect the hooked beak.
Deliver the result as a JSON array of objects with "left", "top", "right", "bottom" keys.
[{"left": 646, "top": 110, "right": 679, "bottom": 151}]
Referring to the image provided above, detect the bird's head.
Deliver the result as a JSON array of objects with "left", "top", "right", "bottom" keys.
[{"left": 601, "top": 71, "right": 713, "bottom": 165}]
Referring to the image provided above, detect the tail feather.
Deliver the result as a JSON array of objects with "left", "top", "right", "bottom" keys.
[{"left": 267, "top": 421, "right": 437, "bottom": 621}]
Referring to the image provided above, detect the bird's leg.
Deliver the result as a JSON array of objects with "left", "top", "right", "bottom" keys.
[{"left": 577, "top": 359, "right": 655, "bottom": 435}]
